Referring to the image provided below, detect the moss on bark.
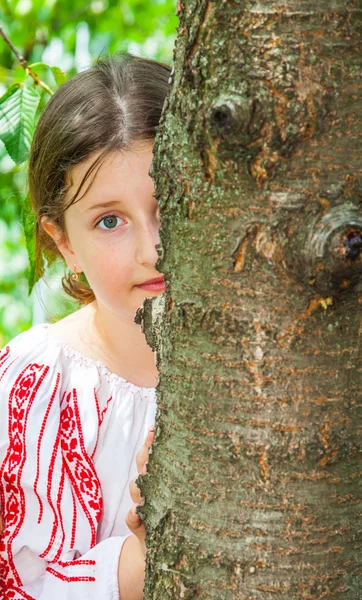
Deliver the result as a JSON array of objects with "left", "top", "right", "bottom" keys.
[{"left": 139, "top": 2, "right": 362, "bottom": 598}]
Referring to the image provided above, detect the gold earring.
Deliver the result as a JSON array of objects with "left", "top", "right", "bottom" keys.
[{"left": 71, "top": 264, "right": 79, "bottom": 281}]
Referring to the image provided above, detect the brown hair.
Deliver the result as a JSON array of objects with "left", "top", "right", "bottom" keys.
[{"left": 28, "top": 52, "right": 171, "bottom": 305}]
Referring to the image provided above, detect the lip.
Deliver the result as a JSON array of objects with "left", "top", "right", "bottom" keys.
[{"left": 135, "top": 276, "right": 166, "bottom": 292}]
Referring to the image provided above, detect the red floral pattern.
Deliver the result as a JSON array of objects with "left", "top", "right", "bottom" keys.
[
  {"left": 0, "top": 331, "right": 140, "bottom": 595},
  {"left": 34, "top": 373, "right": 61, "bottom": 525},
  {"left": 0, "top": 361, "right": 49, "bottom": 593},
  {"left": 0, "top": 586, "right": 34, "bottom": 599},
  {"left": 0, "top": 351, "right": 104, "bottom": 594},
  {"left": 60, "top": 390, "right": 102, "bottom": 547}
]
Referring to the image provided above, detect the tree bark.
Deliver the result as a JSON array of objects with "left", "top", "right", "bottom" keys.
[{"left": 138, "top": 2, "right": 362, "bottom": 598}]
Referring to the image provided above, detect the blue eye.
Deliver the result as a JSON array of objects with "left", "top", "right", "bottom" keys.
[{"left": 97, "top": 215, "right": 124, "bottom": 230}]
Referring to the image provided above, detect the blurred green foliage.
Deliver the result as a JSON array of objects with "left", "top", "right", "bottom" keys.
[{"left": 0, "top": 0, "right": 177, "bottom": 346}]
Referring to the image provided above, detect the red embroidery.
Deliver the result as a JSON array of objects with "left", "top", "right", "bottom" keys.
[
  {"left": 0, "top": 585, "right": 35, "bottom": 599},
  {"left": 70, "top": 488, "right": 77, "bottom": 548},
  {"left": 0, "top": 345, "right": 10, "bottom": 367},
  {"left": 34, "top": 374, "right": 61, "bottom": 524},
  {"left": 38, "top": 429, "right": 61, "bottom": 560},
  {"left": 46, "top": 566, "right": 95, "bottom": 582},
  {"left": 91, "top": 390, "right": 113, "bottom": 459},
  {"left": 91, "top": 390, "right": 101, "bottom": 459},
  {"left": 0, "top": 359, "right": 18, "bottom": 386},
  {"left": 0, "top": 346, "right": 19, "bottom": 389},
  {"left": 39, "top": 445, "right": 66, "bottom": 562},
  {"left": 58, "top": 559, "right": 96, "bottom": 567},
  {"left": 0, "top": 554, "right": 11, "bottom": 589},
  {"left": 94, "top": 389, "right": 101, "bottom": 426},
  {"left": 60, "top": 390, "right": 102, "bottom": 548},
  {"left": 0, "top": 350, "right": 104, "bottom": 593},
  {"left": 100, "top": 395, "right": 113, "bottom": 424},
  {"left": 53, "top": 465, "right": 66, "bottom": 562},
  {"left": 0, "top": 362, "right": 49, "bottom": 592}
]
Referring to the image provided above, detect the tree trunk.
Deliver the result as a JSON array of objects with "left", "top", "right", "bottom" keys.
[{"left": 138, "top": 2, "right": 362, "bottom": 598}]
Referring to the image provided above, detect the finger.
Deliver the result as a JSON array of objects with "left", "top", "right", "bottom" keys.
[
  {"left": 136, "top": 447, "right": 148, "bottom": 474},
  {"left": 145, "top": 428, "right": 154, "bottom": 449},
  {"left": 136, "top": 428, "right": 154, "bottom": 473},
  {"left": 129, "top": 476, "right": 142, "bottom": 505},
  {"left": 125, "top": 504, "right": 146, "bottom": 546},
  {"left": 0, "top": 516, "right": 3, "bottom": 536}
]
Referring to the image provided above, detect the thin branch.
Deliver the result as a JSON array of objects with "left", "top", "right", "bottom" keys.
[
  {"left": 0, "top": 26, "right": 53, "bottom": 96},
  {"left": 0, "top": 24, "right": 27, "bottom": 66}
]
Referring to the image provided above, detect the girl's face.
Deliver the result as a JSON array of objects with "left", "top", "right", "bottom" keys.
[{"left": 47, "top": 142, "right": 164, "bottom": 317}]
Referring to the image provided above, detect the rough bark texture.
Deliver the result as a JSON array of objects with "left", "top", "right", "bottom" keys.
[{"left": 137, "top": 2, "right": 362, "bottom": 598}]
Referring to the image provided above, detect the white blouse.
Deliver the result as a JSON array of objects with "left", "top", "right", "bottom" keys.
[{"left": 0, "top": 323, "right": 157, "bottom": 599}]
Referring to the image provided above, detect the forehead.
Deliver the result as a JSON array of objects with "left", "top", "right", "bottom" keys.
[{"left": 66, "top": 142, "right": 154, "bottom": 211}]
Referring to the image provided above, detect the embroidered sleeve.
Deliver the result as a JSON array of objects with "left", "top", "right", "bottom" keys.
[{"left": 0, "top": 346, "right": 132, "bottom": 599}]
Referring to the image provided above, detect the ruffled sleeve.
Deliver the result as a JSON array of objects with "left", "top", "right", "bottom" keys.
[{"left": 0, "top": 325, "right": 150, "bottom": 600}]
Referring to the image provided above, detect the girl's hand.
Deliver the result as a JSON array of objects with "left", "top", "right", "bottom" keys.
[
  {"left": 0, "top": 515, "right": 3, "bottom": 536},
  {"left": 125, "top": 427, "right": 154, "bottom": 556}
]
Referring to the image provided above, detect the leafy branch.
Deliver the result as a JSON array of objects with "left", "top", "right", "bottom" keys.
[
  {"left": 0, "top": 26, "right": 53, "bottom": 96},
  {"left": 0, "top": 26, "right": 68, "bottom": 165},
  {"left": 0, "top": 25, "right": 69, "bottom": 294}
]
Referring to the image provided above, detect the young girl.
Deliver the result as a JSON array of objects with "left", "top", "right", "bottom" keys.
[{"left": 0, "top": 52, "right": 170, "bottom": 599}]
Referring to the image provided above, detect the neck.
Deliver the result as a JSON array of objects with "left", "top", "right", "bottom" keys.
[{"left": 85, "top": 300, "right": 157, "bottom": 380}]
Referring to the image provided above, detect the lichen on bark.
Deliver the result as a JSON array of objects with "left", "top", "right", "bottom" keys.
[{"left": 138, "top": 1, "right": 362, "bottom": 598}]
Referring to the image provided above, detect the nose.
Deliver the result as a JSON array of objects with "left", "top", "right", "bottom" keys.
[{"left": 135, "top": 218, "right": 161, "bottom": 267}]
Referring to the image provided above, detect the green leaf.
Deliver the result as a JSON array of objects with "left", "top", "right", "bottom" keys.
[
  {"left": 50, "top": 65, "right": 69, "bottom": 86},
  {"left": 20, "top": 196, "right": 38, "bottom": 295},
  {"left": 28, "top": 62, "right": 69, "bottom": 87},
  {"left": 0, "top": 83, "right": 41, "bottom": 165}
]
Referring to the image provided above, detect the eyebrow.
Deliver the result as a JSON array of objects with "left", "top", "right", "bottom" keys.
[{"left": 85, "top": 200, "right": 122, "bottom": 212}]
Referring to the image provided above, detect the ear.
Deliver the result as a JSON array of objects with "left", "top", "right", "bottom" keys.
[{"left": 41, "top": 217, "right": 83, "bottom": 273}]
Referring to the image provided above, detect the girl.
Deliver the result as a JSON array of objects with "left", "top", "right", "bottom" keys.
[{"left": 0, "top": 52, "right": 170, "bottom": 599}]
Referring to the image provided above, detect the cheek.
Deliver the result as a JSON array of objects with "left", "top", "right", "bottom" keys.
[{"left": 82, "top": 240, "right": 134, "bottom": 290}]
